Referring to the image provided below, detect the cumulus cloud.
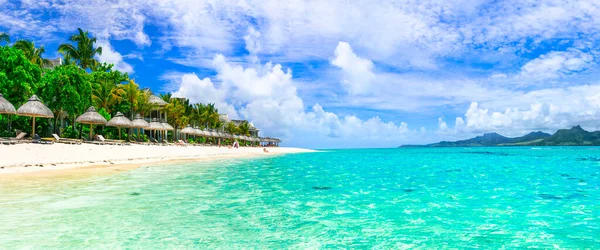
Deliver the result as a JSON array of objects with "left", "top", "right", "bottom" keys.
[
  {"left": 167, "top": 54, "right": 416, "bottom": 147},
  {"left": 330, "top": 42, "right": 376, "bottom": 95},
  {"left": 96, "top": 41, "right": 134, "bottom": 73},
  {"left": 439, "top": 84, "right": 600, "bottom": 137}
]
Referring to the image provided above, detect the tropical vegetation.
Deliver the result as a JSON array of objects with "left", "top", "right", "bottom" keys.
[{"left": 0, "top": 29, "right": 255, "bottom": 143}]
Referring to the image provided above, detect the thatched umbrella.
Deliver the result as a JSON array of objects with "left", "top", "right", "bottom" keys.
[
  {"left": 106, "top": 112, "right": 132, "bottom": 140},
  {"left": 180, "top": 125, "right": 195, "bottom": 141},
  {"left": 75, "top": 106, "right": 107, "bottom": 140},
  {"left": 130, "top": 114, "right": 149, "bottom": 140},
  {"left": 17, "top": 95, "right": 54, "bottom": 137},
  {"left": 160, "top": 122, "right": 173, "bottom": 140},
  {"left": 0, "top": 93, "right": 16, "bottom": 115},
  {"left": 147, "top": 118, "right": 163, "bottom": 140}
]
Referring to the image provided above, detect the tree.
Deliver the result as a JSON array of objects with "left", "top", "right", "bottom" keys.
[
  {"left": 225, "top": 121, "right": 238, "bottom": 134},
  {"left": 90, "top": 64, "right": 128, "bottom": 113},
  {"left": 237, "top": 121, "right": 251, "bottom": 136},
  {"left": 0, "top": 32, "right": 9, "bottom": 44},
  {"left": 0, "top": 46, "right": 42, "bottom": 106},
  {"left": 200, "top": 103, "right": 220, "bottom": 129},
  {"left": 120, "top": 80, "right": 140, "bottom": 119},
  {"left": 13, "top": 40, "right": 51, "bottom": 68},
  {"left": 165, "top": 98, "right": 187, "bottom": 138},
  {"left": 39, "top": 64, "right": 92, "bottom": 134},
  {"left": 58, "top": 28, "right": 103, "bottom": 70}
]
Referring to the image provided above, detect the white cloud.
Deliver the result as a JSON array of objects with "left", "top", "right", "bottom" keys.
[
  {"left": 518, "top": 50, "right": 594, "bottom": 81},
  {"left": 96, "top": 41, "right": 134, "bottom": 73},
  {"left": 330, "top": 42, "right": 376, "bottom": 95},
  {"left": 440, "top": 84, "right": 600, "bottom": 137},
  {"left": 167, "top": 54, "right": 416, "bottom": 148},
  {"left": 243, "top": 27, "right": 261, "bottom": 63}
]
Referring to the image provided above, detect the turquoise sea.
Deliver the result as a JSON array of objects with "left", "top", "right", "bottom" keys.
[{"left": 1, "top": 147, "right": 599, "bottom": 249}]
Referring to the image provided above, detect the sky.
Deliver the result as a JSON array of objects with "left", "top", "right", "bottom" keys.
[{"left": 2, "top": 0, "right": 600, "bottom": 148}]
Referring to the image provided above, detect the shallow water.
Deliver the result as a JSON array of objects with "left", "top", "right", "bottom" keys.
[{"left": 1, "top": 147, "right": 599, "bottom": 248}]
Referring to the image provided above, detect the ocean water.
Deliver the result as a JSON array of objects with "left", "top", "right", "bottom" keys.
[{"left": 1, "top": 147, "right": 599, "bottom": 249}]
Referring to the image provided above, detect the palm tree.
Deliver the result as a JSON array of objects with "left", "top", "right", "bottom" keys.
[
  {"left": 225, "top": 121, "right": 238, "bottom": 134},
  {"left": 201, "top": 103, "right": 220, "bottom": 129},
  {"left": 92, "top": 78, "right": 125, "bottom": 113},
  {"left": 58, "top": 28, "right": 103, "bottom": 70},
  {"left": 159, "top": 93, "right": 172, "bottom": 103},
  {"left": 136, "top": 90, "right": 153, "bottom": 118},
  {"left": 237, "top": 121, "right": 251, "bottom": 136},
  {"left": 120, "top": 80, "right": 140, "bottom": 119},
  {"left": 0, "top": 32, "right": 9, "bottom": 44},
  {"left": 13, "top": 40, "right": 51, "bottom": 67}
]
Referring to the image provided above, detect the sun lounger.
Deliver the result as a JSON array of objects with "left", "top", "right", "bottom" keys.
[
  {"left": 0, "top": 139, "right": 17, "bottom": 145},
  {"left": 52, "top": 134, "right": 83, "bottom": 144},
  {"left": 97, "top": 135, "right": 129, "bottom": 145},
  {"left": 2, "top": 132, "right": 28, "bottom": 143},
  {"left": 31, "top": 134, "right": 53, "bottom": 144},
  {"left": 176, "top": 140, "right": 187, "bottom": 146}
]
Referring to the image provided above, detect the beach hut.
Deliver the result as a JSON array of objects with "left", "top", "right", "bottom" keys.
[
  {"left": 75, "top": 106, "right": 108, "bottom": 140},
  {"left": 148, "top": 95, "right": 168, "bottom": 140},
  {"left": 16, "top": 95, "right": 54, "bottom": 137},
  {"left": 106, "top": 112, "right": 132, "bottom": 140}
]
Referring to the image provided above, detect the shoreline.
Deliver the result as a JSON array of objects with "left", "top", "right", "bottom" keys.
[{"left": 0, "top": 144, "right": 314, "bottom": 179}]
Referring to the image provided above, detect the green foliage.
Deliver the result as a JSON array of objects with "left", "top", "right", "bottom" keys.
[
  {"left": 13, "top": 40, "right": 51, "bottom": 67},
  {"left": 62, "top": 125, "right": 79, "bottom": 139},
  {"left": 58, "top": 28, "right": 103, "bottom": 70},
  {"left": 40, "top": 64, "right": 92, "bottom": 118},
  {"left": 225, "top": 121, "right": 239, "bottom": 134},
  {"left": 97, "top": 107, "right": 111, "bottom": 121},
  {"left": 0, "top": 46, "right": 42, "bottom": 106},
  {"left": 237, "top": 121, "right": 250, "bottom": 136},
  {"left": 90, "top": 63, "right": 128, "bottom": 113}
]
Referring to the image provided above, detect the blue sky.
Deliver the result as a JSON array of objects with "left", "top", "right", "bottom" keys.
[{"left": 2, "top": 0, "right": 600, "bottom": 148}]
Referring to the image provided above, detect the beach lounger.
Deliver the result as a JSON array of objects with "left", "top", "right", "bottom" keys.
[
  {"left": 176, "top": 140, "right": 187, "bottom": 146},
  {"left": 52, "top": 134, "right": 83, "bottom": 145},
  {"left": 97, "top": 135, "right": 129, "bottom": 145},
  {"left": 2, "top": 132, "right": 28, "bottom": 143},
  {"left": 0, "top": 139, "right": 17, "bottom": 145},
  {"left": 31, "top": 134, "right": 53, "bottom": 145}
]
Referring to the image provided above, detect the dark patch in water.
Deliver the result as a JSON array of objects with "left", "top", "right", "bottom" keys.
[
  {"left": 445, "top": 169, "right": 462, "bottom": 173},
  {"left": 402, "top": 188, "right": 415, "bottom": 193},
  {"left": 464, "top": 151, "right": 510, "bottom": 156},
  {"left": 576, "top": 157, "right": 600, "bottom": 162},
  {"left": 129, "top": 192, "right": 141, "bottom": 196},
  {"left": 560, "top": 174, "right": 570, "bottom": 177},
  {"left": 538, "top": 194, "right": 563, "bottom": 200},
  {"left": 312, "top": 187, "right": 332, "bottom": 190}
]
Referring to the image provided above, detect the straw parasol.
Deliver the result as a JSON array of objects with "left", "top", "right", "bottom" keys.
[
  {"left": 76, "top": 106, "right": 107, "bottom": 140},
  {"left": 106, "top": 112, "right": 132, "bottom": 140},
  {"left": 147, "top": 118, "right": 163, "bottom": 140},
  {"left": 131, "top": 114, "right": 149, "bottom": 140},
  {"left": 17, "top": 95, "right": 54, "bottom": 137},
  {"left": 0, "top": 93, "right": 16, "bottom": 114},
  {"left": 180, "top": 125, "right": 195, "bottom": 134}
]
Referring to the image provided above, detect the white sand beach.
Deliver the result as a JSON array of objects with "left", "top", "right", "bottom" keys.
[{"left": 0, "top": 143, "right": 313, "bottom": 177}]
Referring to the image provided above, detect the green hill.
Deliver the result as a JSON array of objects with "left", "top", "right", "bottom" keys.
[{"left": 400, "top": 126, "right": 600, "bottom": 147}]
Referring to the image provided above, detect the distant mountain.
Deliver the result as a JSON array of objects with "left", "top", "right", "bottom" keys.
[
  {"left": 537, "top": 125, "right": 600, "bottom": 146},
  {"left": 399, "top": 126, "right": 599, "bottom": 147}
]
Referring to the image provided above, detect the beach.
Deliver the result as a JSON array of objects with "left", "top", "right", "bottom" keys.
[{"left": 0, "top": 143, "right": 313, "bottom": 177}]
